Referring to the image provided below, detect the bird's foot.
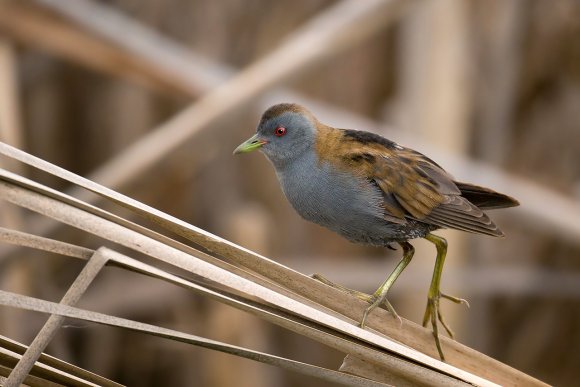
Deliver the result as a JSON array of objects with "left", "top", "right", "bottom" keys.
[
  {"left": 360, "top": 293, "right": 401, "bottom": 329},
  {"left": 311, "top": 273, "right": 401, "bottom": 325},
  {"left": 422, "top": 292, "right": 446, "bottom": 361},
  {"left": 421, "top": 291, "right": 468, "bottom": 361}
]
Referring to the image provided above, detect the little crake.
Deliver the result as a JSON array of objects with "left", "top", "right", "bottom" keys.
[{"left": 234, "top": 103, "right": 519, "bottom": 360}]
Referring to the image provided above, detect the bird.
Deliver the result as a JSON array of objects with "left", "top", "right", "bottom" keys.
[{"left": 234, "top": 103, "right": 519, "bottom": 360}]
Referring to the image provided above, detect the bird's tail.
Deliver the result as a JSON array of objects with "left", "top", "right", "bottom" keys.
[{"left": 455, "top": 181, "right": 520, "bottom": 210}]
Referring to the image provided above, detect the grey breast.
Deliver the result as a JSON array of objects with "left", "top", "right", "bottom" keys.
[{"left": 275, "top": 151, "right": 397, "bottom": 245}]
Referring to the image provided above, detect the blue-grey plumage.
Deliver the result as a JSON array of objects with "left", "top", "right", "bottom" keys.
[{"left": 275, "top": 149, "right": 432, "bottom": 244}]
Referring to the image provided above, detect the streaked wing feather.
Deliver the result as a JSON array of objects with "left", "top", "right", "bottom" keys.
[
  {"left": 424, "top": 196, "right": 503, "bottom": 236},
  {"left": 373, "top": 150, "right": 447, "bottom": 219}
]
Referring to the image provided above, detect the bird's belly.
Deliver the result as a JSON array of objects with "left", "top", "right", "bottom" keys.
[{"left": 277, "top": 162, "right": 402, "bottom": 245}]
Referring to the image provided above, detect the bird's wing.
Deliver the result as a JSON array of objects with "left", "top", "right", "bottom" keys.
[{"left": 332, "top": 129, "right": 502, "bottom": 236}]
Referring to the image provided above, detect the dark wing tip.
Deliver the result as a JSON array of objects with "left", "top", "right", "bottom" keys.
[{"left": 455, "top": 181, "right": 519, "bottom": 210}]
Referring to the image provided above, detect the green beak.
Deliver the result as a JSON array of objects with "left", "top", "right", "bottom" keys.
[{"left": 233, "top": 133, "right": 267, "bottom": 154}]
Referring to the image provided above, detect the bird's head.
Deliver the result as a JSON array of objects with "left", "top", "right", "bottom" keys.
[{"left": 234, "top": 103, "right": 318, "bottom": 167}]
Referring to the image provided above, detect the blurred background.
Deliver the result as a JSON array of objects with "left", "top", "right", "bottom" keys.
[{"left": 0, "top": 0, "right": 579, "bottom": 386}]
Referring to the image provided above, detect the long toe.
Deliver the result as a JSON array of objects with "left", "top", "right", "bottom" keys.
[
  {"left": 312, "top": 273, "right": 375, "bottom": 302},
  {"left": 360, "top": 294, "right": 401, "bottom": 329},
  {"left": 422, "top": 290, "right": 469, "bottom": 360},
  {"left": 436, "top": 304, "right": 455, "bottom": 338},
  {"left": 441, "top": 292, "right": 470, "bottom": 308},
  {"left": 424, "top": 296, "right": 445, "bottom": 361},
  {"left": 382, "top": 298, "right": 402, "bottom": 325},
  {"left": 360, "top": 296, "right": 382, "bottom": 328}
]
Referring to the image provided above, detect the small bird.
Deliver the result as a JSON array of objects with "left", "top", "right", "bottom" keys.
[{"left": 234, "top": 103, "right": 519, "bottom": 360}]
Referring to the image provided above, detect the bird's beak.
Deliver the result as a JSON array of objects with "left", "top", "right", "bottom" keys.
[{"left": 233, "top": 133, "right": 267, "bottom": 154}]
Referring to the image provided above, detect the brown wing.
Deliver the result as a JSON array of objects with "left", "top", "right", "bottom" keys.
[{"left": 326, "top": 128, "right": 503, "bottom": 237}]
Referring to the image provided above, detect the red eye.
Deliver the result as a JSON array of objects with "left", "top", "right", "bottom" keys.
[{"left": 274, "top": 126, "right": 287, "bottom": 137}]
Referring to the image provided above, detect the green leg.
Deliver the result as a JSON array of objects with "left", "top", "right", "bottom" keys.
[
  {"left": 422, "top": 233, "right": 469, "bottom": 361},
  {"left": 360, "top": 241, "right": 415, "bottom": 328},
  {"left": 312, "top": 241, "right": 415, "bottom": 327}
]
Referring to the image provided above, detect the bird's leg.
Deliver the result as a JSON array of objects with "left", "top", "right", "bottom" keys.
[
  {"left": 422, "top": 233, "right": 447, "bottom": 360},
  {"left": 312, "top": 241, "right": 414, "bottom": 326},
  {"left": 422, "top": 233, "right": 469, "bottom": 361},
  {"left": 360, "top": 241, "right": 415, "bottom": 328}
]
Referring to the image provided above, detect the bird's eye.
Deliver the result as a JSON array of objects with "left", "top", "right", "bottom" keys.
[{"left": 274, "top": 126, "right": 287, "bottom": 137}]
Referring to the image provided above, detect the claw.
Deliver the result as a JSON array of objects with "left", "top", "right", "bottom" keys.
[{"left": 441, "top": 293, "right": 470, "bottom": 308}]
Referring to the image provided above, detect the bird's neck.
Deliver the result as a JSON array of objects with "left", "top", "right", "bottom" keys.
[{"left": 267, "top": 145, "right": 314, "bottom": 174}]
